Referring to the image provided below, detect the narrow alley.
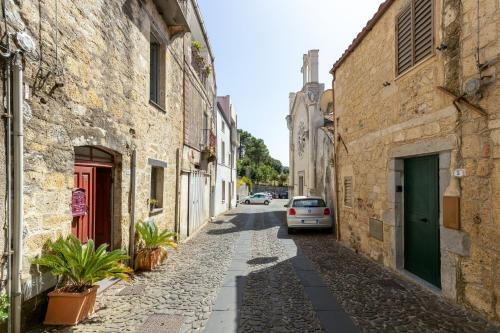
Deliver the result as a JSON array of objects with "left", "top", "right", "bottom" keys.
[{"left": 31, "top": 201, "right": 499, "bottom": 333}]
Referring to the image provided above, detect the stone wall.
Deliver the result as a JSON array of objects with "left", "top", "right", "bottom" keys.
[
  {"left": 457, "top": 0, "right": 499, "bottom": 320},
  {"left": 0, "top": 0, "right": 189, "bottom": 301},
  {"left": 333, "top": 0, "right": 499, "bottom": 322}
]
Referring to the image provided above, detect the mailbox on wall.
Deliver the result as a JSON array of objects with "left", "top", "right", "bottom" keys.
[{"left": 443, "top": 196, "right": 460, "bottom": 230}]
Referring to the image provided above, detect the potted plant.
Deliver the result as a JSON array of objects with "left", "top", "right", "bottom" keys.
[
  {"left": 135, "top": 220, "right": 177, "bottom": 271},
  {"left": 149, "top": 198, "right": 159, "bottom": 211},
  {"left": 33, "top": 235, "right": 132, "bottom": 326}
]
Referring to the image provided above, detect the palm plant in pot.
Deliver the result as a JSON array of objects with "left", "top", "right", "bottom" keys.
[
  {"left": 135, "top": 220, "right": 177, "bottom": 271},
  {"left": 33, "top": 235, "right": 132, "bottom": 326}
]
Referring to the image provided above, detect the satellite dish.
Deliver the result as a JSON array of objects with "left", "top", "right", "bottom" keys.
[{"left": 16, "top": 31, "right": 35, "bottom": 53}]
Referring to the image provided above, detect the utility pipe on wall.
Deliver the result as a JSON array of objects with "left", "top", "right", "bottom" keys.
[
  {"left": 11, "top": 53, "right": 23, "bottom": 333},
  {"left": 128, "top": 149, "right": 136, "bottom": 267},
  {"left": 4, "top": 53, "right": 13, "bottom": 333}
]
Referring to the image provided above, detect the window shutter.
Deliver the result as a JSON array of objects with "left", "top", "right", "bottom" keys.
[
  {"left": 413, "top": 0, "right": 433, "bottom": 63},
  {"left": 344, "top": 177, "right": 353, "bottom": 207},
  {"left": 150, "top": 41, "right": 160, "bottom": 102},
  {"left": 396, "top": 0, "right": 433, "bottom": 75},
  {"left": 396, "top": 6, "right": 413, "bottom": 74}
]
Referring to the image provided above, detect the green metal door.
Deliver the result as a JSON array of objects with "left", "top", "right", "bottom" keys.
[{"left": 404, "top": 155, "right": 441, "bottom": 288}]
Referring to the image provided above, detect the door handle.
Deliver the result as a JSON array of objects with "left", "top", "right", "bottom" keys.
[{"left": 420, "top": 218, "right": 429, "bottom": 223}]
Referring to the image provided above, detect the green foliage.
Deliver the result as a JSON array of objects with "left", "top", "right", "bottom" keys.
[
  {"left": 255, "top": 164, "right": 276, "bottom": 183},
  {"left": 205, "top": 64, "right": 212, "bottom": 75},
  {"left": 136, "top": 220, "right": 177, "bottom": 252},
  {"left": 191, "top": 40, "right": 203, "bottom": 51},
  {"left": 149, "top": 198, "right": 159, "bottom": 209},
  {"left": 237, "top": 129, "right": 288, "bottom": 185},
  {"left": 0, "top": 293, "right": 8, "bottom": 321},
  {"left": 33, "top": 235, "right": 132, "bottom": 293},
  {"left": 237, "top": 176, "right": 252, "bottom": 191}
]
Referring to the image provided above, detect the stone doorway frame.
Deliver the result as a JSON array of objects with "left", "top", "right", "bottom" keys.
[{"left": 387, "top": 137, "right": 460, "bottom": 300}]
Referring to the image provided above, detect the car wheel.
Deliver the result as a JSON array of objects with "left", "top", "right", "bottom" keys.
[
  {"left": 264, "top": 200, "right": 269, "bottom": 205},
  {"left": 326, "top": 226, "right": 334, "bottom": 234},
  {"left": 245, "top": 200, "right": 250, "bottom": 204}
]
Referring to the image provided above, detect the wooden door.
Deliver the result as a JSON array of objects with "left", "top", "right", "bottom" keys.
[
  {"left": 73, "top": 165, "right": 95, "bottom": 244},
  {"left": 95, "top": 168, "right": 112, "bottom": 247},
  {"left": 298, "top": 176, "right": 304, "bottom": 196},
  {"left": 404, "top": 155, "right": 441, "bottom": 287}
]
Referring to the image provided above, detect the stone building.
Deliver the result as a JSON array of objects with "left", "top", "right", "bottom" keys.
[
  {"left": 0, "top": 0, "right": 216, "bottom": 328},
  {"left": 177, "top": 0, "right": 217, "bottom": 240},
  {"left": 213, "top": 96, "right": 238, "bottom": 217},
  {"left": 287, "top": 50, "right": 334, "bottom": 208},
  {"left": 330, "top": 0, "right": 499, "bottom": 322}
]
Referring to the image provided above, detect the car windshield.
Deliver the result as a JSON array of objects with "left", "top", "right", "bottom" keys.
[{"left": 293, "top": 199, "right": 326, "bottom": 208}]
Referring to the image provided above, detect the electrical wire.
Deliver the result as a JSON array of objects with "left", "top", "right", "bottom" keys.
[{"left": 476, "top": 0, "right": 481, "bottom": 72}]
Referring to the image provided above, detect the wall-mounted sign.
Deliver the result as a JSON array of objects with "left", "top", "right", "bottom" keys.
[
  {"left": 72, "top": 188, "right": 87, "bottom": 217},
  {"left": 453, "top": 169, "right": 466, "bottom": 178}
]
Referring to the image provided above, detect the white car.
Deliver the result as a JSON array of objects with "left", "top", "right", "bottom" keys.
[
  {"left": 242, "top": 193, "right": 270, "bottom": 205},
  {"left": 255, "top": 192, "right": 273, "bottom": 200},
  {"left": 285, "top": 196, "right": 334, "bottom": 233}
]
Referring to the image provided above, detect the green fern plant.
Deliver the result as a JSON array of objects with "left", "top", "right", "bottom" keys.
[
  {"left": 33, "top": 235, "right": 132, "bottom": 293},
  {"left": 136, "top": 220, "right": 177, "bottom": 251}
]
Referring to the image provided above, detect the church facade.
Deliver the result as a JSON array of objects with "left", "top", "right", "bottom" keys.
[{"left": 286, "top": 50, "right": 335, "bottom": 208}]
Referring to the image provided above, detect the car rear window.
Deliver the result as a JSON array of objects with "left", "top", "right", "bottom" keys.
[{"left": 293, "top": 199, "right": 326, "bottom": 208}]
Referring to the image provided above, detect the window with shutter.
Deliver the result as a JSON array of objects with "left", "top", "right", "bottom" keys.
[
  {"left": 396, "top": 0, "right": 433, "bottom": 75},
  {"left": 344, "top": 177, "right": 353, "bottom": 207},
  {"left": 149, "top": 27, "right": 166, "bottom": 108},
  {"left": 150, "top": 33, "right": 160, "bottom": 103}
]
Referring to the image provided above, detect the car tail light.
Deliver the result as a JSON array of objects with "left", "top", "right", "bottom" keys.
[
  {"left": 289, "top": 208, "right": 296, "bottom": 216},
  {"left": 324, "top": 208, "right": 331, "bottom": 215}
]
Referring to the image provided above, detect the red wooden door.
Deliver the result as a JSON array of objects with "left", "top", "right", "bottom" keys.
[
  {"left": 73, "top": 165, "right": 95, "bottom": 244},
  {"left": 95, "top": 168, "right": 112, "bottom": 247}
]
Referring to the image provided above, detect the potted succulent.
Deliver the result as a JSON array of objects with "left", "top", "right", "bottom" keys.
[
  {"left": 33, "top": 235, "right": 132, "bottom": 326},
  {"left": 134, "top": 220, "right": 177, "bottom": 271}
]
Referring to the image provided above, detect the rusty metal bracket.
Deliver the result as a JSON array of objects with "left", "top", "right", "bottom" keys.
[
  {"left": 338, "top": 133, "right": 349, "bottom": 154},
  {"left": 436, "top": 86, "right": 488, "bottom": 117}
]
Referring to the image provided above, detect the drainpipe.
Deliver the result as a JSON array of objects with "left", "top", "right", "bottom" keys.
[
  {"left": 1, "top": 45, "right": 12, "bottom": 333},
  {"left": 128, "top": 149, "right": 136, "bottom": 267},
  {"left": 174, "top": 148, "right": 180, "bottom": 234},
  {"left": 11, "top": 52, "right": 23, "bottom": 333},
  {"left": 332, "top": 79, "right": 341, "bottom": 241}
]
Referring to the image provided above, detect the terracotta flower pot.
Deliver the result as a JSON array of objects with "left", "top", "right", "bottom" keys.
[
  {"left": 135, "top": 248, "right": 167, "bottom": 271},
  {"left": 44, "top": 286, "right": 98, "bottom": 326}
]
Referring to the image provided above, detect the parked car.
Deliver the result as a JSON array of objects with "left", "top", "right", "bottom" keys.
[
  {"left": 278, "top": 191, "right": 289, "bottom": 199},
  {"left": 254, "top": 192, "right": 272, "bottom": 201},
  {"left": 285, "top": 196, "right": 333, "bottom": 233},
  {"left": 242, "top": 193, "right": 270, "bottom": 205}
]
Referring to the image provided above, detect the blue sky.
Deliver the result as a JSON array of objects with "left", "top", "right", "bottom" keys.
[{"left": 198, "top": 0, "right": 384, "bottom": 166}]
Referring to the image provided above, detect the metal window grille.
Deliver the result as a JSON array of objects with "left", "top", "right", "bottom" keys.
[{"left": 344, "top": 176, "right": 353, "bottom": 207}]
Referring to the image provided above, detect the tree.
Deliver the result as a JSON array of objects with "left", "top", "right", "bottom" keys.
[{"left": 237, "top": 129, "right": 286, "bottom": 186}]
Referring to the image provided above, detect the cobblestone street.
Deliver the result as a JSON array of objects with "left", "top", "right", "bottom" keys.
[{"left": 32, "top": 200, "right": 500, "bottom": 333}]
